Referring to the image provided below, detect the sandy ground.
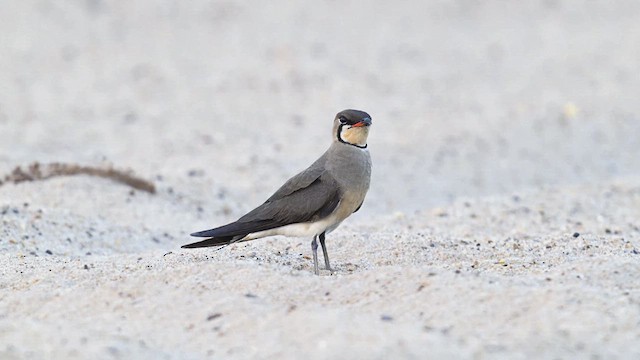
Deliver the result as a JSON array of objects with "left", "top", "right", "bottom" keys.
[{"left": 1, "top": 1, "right": 640, "bottom": 359}]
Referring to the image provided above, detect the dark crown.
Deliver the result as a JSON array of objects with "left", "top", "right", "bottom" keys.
[{"left": 336, "top": 109, "right": 371, "bottom": 125}]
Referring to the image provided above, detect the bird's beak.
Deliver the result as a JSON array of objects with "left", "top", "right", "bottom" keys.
[{"left": 352, "top": 118, "right": 372, "bottom": 127}]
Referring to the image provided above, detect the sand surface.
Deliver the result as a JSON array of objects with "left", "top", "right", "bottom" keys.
[{"left": 1, "top": 1, "right": 640, "bottom": 359}]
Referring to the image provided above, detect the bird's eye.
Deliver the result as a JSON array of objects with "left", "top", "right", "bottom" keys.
[{"left": 339, "top": 117, "right": 348, "bottom": 124}]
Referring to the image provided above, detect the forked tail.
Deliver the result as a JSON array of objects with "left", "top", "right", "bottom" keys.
[{"left": 182, "top": 219, "right": 281, "bottom": 249}]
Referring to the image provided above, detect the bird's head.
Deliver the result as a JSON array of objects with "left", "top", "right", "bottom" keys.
[{"left": 333, "top": 109, "right": 372, "bottom": 149}]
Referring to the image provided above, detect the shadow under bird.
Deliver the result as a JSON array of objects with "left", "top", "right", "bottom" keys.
[{"left": 182, "top": 109, "right": 372, "bottom": 275}]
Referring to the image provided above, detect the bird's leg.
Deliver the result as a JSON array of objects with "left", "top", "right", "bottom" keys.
[
  {"left": 311, "top": 235, "right": 319, "bottom": 275},
  {"left": 319, "top": 232, "right": 332, "bottom": 272}
]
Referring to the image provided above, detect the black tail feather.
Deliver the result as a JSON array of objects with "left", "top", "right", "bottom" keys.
[
  {"left": 189, "top": 219, "right": 282, "bottom": 239},
  {"left": 184, "top": 219, "right": 282, "bottom": 249},
  {"left": 181, "top": 235, "right": 237, "bottom": 249},
  {"left": 182, "top": 221, "right": 276, "bottom": 249},
  {"left": 190, "top": 227, "right": 230, "bottom": 237}
]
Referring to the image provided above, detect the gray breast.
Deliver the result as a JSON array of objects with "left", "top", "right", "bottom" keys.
[{"left": 325, "top": 143, "right": 372, "bottom": 208}]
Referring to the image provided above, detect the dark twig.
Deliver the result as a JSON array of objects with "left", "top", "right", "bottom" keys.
[{"left": 0, "top": 162, "right": 156, "bottom": 194}]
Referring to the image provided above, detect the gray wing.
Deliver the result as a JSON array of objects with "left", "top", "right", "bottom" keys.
[
  {"left": 184, "top": 172, "right": 340, "bottom": 247},
  {"left": 186, "top": 154, "right": 338, "bottom": 244},
  {"left": 266, "top": 158, "right": 326, "bottom": 201},
  {"left": 238, "top": 170, "right": 340, "bottom": 226}
]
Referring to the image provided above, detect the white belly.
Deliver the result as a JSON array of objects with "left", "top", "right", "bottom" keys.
[{"left": 242, "top": 215, "right": 343, "bottom": 241}]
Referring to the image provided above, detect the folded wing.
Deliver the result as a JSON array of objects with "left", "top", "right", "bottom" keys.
[{"left": 182, "top": 168, "right": 340, "bottom": 248}]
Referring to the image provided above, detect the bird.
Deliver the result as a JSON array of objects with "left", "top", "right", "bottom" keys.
[{"left": 182, "top": 109, "right": 372, "bottom": 275}]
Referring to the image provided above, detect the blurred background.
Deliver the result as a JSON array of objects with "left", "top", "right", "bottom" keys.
[{"left": 1, "top": 0, "right": 639, "bottom": 216}]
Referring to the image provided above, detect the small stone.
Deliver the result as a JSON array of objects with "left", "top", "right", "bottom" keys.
[
  {"left": 45, "top": 250, "right": 53, "bottom": 255},
  {"left": 431, "top": 208, "right": 448, "bottom": 217},
  {"left": 207, "top": 313, "right": 222, "bottom": 321},
  {"left": 572, "top": 232, "right": 580, "bottom": 238}
]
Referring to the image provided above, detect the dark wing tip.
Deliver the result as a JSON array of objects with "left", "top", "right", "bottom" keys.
[
  {"left": 190, "top": 229, "right": 214, "bottom": 237},
  {"left": 181, "top": 242, "right": 203, "bottom": 249},
  {"left": 181, "top": 236, "right": 233, "bottom": 248}
]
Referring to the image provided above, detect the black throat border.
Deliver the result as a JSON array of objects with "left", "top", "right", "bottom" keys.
[{"left": 337, "top": 124, "right": 368, "bottom": 149}]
